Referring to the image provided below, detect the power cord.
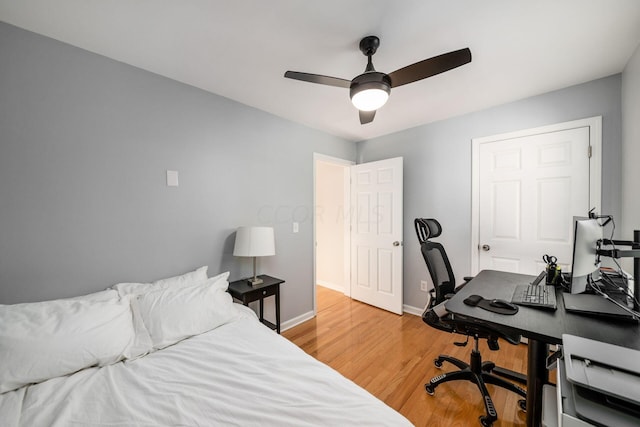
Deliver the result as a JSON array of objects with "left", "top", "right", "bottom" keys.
[{"left": 590, "top": 212, "right": 634, "bottom": 300}]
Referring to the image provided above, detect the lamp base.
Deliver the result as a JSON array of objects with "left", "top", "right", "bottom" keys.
[
  {"left": 248, "top": 257, "right": 264, "bottom": 286},
  {"left": 248, "top": 277, "right": 264, "bottom": 287}
]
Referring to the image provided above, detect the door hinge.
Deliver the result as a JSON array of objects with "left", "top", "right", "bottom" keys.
[{"left": 588, "top": 145, "right": 592, "bottom": 158}]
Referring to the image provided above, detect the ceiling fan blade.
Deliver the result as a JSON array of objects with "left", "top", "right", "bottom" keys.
[
  {"left": 359, "top": 110, "right": 376, "bottom": 125},
  {"left": 388, "top": 48, "right": 471, "bottom": 88},
  {"left": 284, "top": 71, "right": 351, "bottom": 88}
]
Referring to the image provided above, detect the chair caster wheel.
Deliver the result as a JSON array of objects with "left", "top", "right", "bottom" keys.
[
  {"left": 518, "top": 399, "right": 526, "bottom": 412},
  {"left": 479, "top": 415, "right": 493, "bottom": 426},
  {"left": 434, "top": 359, "right": 443, "bottom": 368},
  {"left": 425, "top": 384, "right": 435, "bottom": 396}
]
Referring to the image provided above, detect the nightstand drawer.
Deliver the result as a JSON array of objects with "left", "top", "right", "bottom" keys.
[{"left": 242, "top": 285, "right": 277, "bottom": 302}]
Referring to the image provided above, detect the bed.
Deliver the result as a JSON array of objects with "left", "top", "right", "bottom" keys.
[{"left": 0, "top": 267, "right": 411, "bottom": 426}]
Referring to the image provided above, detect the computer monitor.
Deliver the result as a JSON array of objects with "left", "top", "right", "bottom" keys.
[{"left": 570, "top": 217, "right": 603, "bottom": 294}]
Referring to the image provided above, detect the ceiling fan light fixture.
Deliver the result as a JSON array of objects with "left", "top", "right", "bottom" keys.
[
  {"left": 351, "top": 87, "right": 389, "bottom": 111},
  {"left": 350, "top": 72, "right": 391, "bottom": 111}
]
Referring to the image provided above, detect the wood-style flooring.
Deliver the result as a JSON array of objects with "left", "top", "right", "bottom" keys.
[{"left": 283, "top": 286, "right": 528, "bottom": 427}]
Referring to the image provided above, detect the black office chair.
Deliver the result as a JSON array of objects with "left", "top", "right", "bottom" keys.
[{"left": 415, "top": 218, "right": 526, "bottom": 427}]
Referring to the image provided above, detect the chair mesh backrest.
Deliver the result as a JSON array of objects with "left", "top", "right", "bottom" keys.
[{"left": 415, "top": 218, "right": 456, "bottom": 305}]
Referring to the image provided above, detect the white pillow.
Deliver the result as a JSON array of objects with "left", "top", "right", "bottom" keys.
[
  {"left": 202, "top": 271, "right": 230, "bottom": 290},
  {"left": 66, "top": 289, "right": 119, "bottom": 302},
  {"left": 134, "top": 274, "right": 236, "bottom": 350},
  {"left": 0, "top": 298, "right": 135, "bottom": 393},
  {"left": 123, "top": 296, "right": 154, "bottom": 360},
  {"left": 54, "top": 289, "right": 151, "bottom": 361},
  {"left": 113, "top": 266, "right": 209, "bottom": 297}
]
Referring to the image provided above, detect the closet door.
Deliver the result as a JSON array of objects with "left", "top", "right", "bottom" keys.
[{"left": 474, "top": 121, "right": 597, "bottom": 274}]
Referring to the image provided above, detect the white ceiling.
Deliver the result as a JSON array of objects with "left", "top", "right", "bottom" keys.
[{"left": 2, "top": 0, "right": 640, "bottom": 142}]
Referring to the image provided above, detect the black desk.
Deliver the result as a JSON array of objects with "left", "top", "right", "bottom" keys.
[{"left": 445, "top": 269, "right": 640, "bottom": 427}]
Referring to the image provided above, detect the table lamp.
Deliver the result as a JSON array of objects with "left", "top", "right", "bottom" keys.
[{"left": 233, "top": 226, "right": 275, "bottom": 286}]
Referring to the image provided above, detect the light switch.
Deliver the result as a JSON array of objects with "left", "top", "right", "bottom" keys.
[
  {"left": 293, "top": 222, "right": 299, "bottom": 233},
  {"left": 166, "top": 170, "right": 179, "bottom": 187}
]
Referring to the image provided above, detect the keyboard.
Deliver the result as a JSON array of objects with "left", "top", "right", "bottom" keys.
[{"left": 511, "top": 284, "right": 557, "bottom": 310}]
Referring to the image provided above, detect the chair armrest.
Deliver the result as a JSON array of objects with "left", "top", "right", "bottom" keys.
[{"left": 455, "top": 276, "right": 475, "bottom": 292}]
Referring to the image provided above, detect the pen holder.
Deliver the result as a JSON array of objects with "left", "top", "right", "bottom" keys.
[
  {"left": 546, "top": 265, "right": 561, "bottom": 286},
  {"left": 546, "top": 264, "right": 557, "bottom": 285}
]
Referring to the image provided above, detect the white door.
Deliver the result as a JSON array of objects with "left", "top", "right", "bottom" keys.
[
  {"left": 350, "top": 157, "right": 403, "bottom": 314},
  {"left": 472, "top": 118, "right": 601, "bottom": 274}
]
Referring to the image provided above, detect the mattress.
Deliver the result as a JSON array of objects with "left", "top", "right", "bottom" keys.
[{"left": 0, "top": 310, "right": 411, "bottom": 426}]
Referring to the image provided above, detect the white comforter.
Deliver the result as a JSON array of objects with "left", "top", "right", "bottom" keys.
[{"left": 0, "top": 310, "right": 411, "bottom": 426}]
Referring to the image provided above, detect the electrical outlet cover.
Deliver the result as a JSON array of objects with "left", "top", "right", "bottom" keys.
[{"left": 166, "top": 170, "right": 179, "bottom": 187}]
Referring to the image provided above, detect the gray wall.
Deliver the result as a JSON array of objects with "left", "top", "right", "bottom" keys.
[
  {"left": 0, "top": 22, "right": 356, "bottom": 322},
  {"left": 357, "top": 75, "right": 623, "bottom": 310},
  {"left": 1, "top": 20, "right": 631, "bottom": 320},
  {"left": 622, "top": 43, "right": 640, "bottom": 241}
]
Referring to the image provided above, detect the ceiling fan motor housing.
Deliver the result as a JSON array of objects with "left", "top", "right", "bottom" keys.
[
  {"left": 350, "top": 72, "right": 391, "bottom": 111},
  {"left": 359, "top": 35, "right": 380, "bottom": 57}
]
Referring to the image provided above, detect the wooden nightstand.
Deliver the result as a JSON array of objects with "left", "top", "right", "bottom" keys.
[{"left": 228, "top": 275, "right": 284, "bottom": 333}]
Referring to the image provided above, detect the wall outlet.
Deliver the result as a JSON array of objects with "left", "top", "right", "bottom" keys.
[
  {"left": 166, "top": 170, "right": 179, "bottom": 187},
  {"left": 421, "top": 280, "right": 430, "bottom": 292}
]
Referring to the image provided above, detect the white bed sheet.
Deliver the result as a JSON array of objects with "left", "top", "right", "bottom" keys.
[{"left": 0, "top": 307, "right": 412, "bottom": 426}]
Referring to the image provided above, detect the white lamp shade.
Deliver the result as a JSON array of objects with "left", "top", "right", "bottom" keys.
[{"left": 233, "top": 226, "right": 275, "bottom": 257}]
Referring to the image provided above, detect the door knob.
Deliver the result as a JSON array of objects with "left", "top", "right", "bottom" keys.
[
  {"left": 393, "top": 241, "right": 401, "bottom": 246},
  {"left": 481, "top": 244, "right": 491, "bottom": 251}
]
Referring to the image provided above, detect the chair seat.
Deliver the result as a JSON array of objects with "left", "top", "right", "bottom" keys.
[{"left": 422, "top": 307, "right": 522, "bottom": 347}]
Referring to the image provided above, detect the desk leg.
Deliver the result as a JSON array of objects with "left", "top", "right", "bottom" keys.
[
  {"left": 275, "top": 285, "right": 280, "bottom": 334},
  {"left": 526, "top": 339, "right": 549, "bottom": 427}
]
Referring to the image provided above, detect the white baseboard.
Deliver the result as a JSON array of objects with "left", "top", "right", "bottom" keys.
[
  {"left": 281, "top": 305, "right": 422, "bottom": 334},
  {"left": 281, "top": 310, "right": 315, "bottom": 332},
  {"left": 403, "top": 304, "right": 424, "bottom": 317},
  {"left": 316, "top": 280, "right": 345, "bottom": 293}
]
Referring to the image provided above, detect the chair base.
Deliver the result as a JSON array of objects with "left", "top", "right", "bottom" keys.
[
  {"left": 491, "top": 365, "right": 527, "bottom": 385},
  {"left": 425, "top": 348, "right": 526, "bottom": 426}
]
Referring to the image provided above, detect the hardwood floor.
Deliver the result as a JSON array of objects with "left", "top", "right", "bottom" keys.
[{"left": 283, "top": 286, "right": 528, "bottom": 427}]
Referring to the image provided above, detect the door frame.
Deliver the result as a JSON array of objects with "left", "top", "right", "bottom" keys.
[
  {"left": 313, "top": 153, "right": 354, "bottom": 315},
  {"left": 470, "top": 116, "right": 602, "bottom": 274}
]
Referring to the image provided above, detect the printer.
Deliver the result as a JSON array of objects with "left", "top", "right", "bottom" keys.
[{"left": 543, "top": 334, "right": 640, "bottom": 427}]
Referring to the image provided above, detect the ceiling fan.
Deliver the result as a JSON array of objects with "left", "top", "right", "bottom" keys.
[{"left": 284, "top": 36, "right": 471, "bottom": 125}]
